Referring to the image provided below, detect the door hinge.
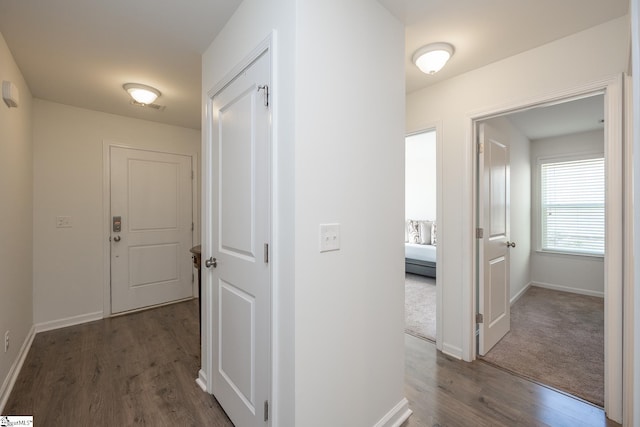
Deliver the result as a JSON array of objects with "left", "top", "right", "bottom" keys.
[
  {"left": 191, "top": 222, "right": 194, "bottom": 231},
  {"left": 192, "top": 272, "right": 194, "bottom": 283},
  {"left": 476, "top": 228, "right": 484, "bottom": 239},
  {"left": 476, "top": 313, "right": 484, "bottom": 323},
  {"left": 264, "top": 400, "right": 269, "bottom": 422},
  {"left": 264, "top": 243, "right": 269, "bottom": 263},
  {"left": 258, "top": 85, "right": 269, "bottom": 107},
  {"left": 477, "top": 142, "right": 484, "bottom": 154},
  {"left": 191, "top": 170, "right": 194, "bottom": 179}
]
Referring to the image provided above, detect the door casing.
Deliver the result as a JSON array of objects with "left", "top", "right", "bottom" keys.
[{"left": 464, "top": 75, "right": 624, "bottom": 422}]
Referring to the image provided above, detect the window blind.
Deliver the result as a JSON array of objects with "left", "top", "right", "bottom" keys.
[{"left": 540, "top": 157, "right": 604, "bottom": 255}]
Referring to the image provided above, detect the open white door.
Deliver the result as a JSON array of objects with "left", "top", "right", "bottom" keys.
[
  {"left": 207, "top": 51, "right": 271, "bottom": 426},
  {"left": 478, "top": 123, "right": 512, "bottom": 356},
  {"left": 110, "top": 147, "right": 194, "bottom": 314}
]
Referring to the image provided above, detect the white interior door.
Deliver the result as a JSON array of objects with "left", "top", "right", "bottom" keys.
[
  {"left": 110, "top": 147, "right": 193, "bottom": 314},
  {"left": 478, "top": 122, "right": 511, "bottom": 355},
  {"left": 208, "top": 51, "right": 271, "bottom": 426}
]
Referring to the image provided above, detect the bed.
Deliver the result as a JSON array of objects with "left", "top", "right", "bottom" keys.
[{"left": 405, "top": 243, "right": 436, "bottom": 278}]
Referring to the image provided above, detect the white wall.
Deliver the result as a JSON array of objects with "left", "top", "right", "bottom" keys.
[
  {"left": 203, "top": 0, "right": 406, "bottom": 425},
  {"left": 529, "top": 129, "right": 605, "bottom": 296},
  {"left": 481, "top": 116, "right": 531, "bottom": 301},
  {"left": 406, "top": 16, "right": 629, "bottom": 358},
  {"left": 295, "top": 1, "right": 405, "bottom": 425},
  {"left": 0, "top": 32, "right": 34, "bottom": 411},
  {"left": 406, "top": 131, "right": 436, "bottom": 221},
  {"left": 32, "top": 100, "right": 200, "bottom": 326}
]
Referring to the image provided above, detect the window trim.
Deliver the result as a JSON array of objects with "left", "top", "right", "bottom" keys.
[{"left": 534, "top": 150, "right": 605, "bottom": 258}]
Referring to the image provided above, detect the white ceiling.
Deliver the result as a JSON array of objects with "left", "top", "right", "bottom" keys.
[
  {"left": 379, "top": 0, "right": 628, "bottom": 94},
  {"left": 0, "top": 0, "right": 628, "bottom": 130},
  {"left": 0, "top": 0, "right": 242, "bottom": 130},
  {"left": 506, "top": 95, "right": 605, "bottom": 141}
]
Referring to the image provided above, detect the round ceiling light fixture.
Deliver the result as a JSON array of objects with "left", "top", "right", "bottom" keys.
[
  {"left": 123, "top": 83, "right": 161, "bottom": 104},
  {"left": 412, "top": 42, "right": 455, "bottom": 75}
]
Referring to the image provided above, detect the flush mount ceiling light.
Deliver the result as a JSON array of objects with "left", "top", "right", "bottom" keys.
[
  {"left": 412, "top": 42, "right": 455, "bottom": 75},
  {"left": 123, "top": 83, "right": 161, "bottom": 105}
]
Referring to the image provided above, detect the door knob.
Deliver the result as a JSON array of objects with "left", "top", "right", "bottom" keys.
[
  {"left": 506, "top": 241, "right": 516, "bottom": 248},
  {"left": 113, "top": 235, "right": 121, "bottom": 242},
  {"left": 205, "top": 257, "right": 217, "bottom": 268}
]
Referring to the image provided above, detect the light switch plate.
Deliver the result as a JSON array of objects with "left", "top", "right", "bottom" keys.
[
  {"left": 319, "top": 223, "right": 340, "bottom": 252},
  {"left": 56, "top": 216, "right": 72, "bottom": 228}
]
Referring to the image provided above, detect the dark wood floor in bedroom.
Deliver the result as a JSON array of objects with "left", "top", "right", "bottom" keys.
[{"left": 5, "top": 300, "right": 618, "bottom": 426}]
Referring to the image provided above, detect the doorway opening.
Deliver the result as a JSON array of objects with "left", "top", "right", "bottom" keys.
[
  {"left": 404, "top": 130, "right": 437, "bottom": 343},
  {"left": 475, "top": 95, "right": 606, "bottom": 406},
  {"left": 468, "top": 76, "right": 623, "bottom": 420}
]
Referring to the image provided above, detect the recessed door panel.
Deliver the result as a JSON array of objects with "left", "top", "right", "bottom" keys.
[
  {"left": 129, "top": 160, "right": 178, "bottom": 231},
  {"left": 129, "top": 244, "right": 179, "bottom": 287},
  {"left": 219, "top": 281, "right": 255, "bottom": 410},
  {"left": 220, "top": 91, "right": 255, "bottom": 260}
]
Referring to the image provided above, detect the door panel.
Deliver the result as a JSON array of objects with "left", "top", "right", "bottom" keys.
[
  {"left": 209, "top": 50, "right": 271, "bottom": 427},
  {"left": 110, "top": 147, "right": 193, "bottom": 314},
  {"left": 479, "top": 123, "right": 511, "bottom": 355}
]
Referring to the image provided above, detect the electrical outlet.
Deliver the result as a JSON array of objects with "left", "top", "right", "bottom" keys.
[{"left": 4, "top": 330, "right": 9, "bottom": 353}]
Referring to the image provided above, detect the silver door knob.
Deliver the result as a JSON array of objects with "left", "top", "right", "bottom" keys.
[
  {"left": 506, "top": 241, "right": 516, "bottom": 248},
  {"left": 205, "top": 257, "right": 217, "bottom": 268},
  {"left": 113, "top": 235, "right": 121, "bottom": 242}
]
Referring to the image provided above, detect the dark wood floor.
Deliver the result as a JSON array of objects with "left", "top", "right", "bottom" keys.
[
  {"left": 6, "top": 301, "right": 620, "bottom": 426},
  {"left": 5, "top": 299, "right": 233, "bottom": 426},
  {"left": 403, "top": 334, "right": 619, "bottom": 427}
]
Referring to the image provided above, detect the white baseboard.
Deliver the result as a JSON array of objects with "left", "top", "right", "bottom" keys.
[
  {"left": 196, "top": 369, "right": 208, "bottom": 392},
  {"left": 510, "top": 282, "right": 532, "bottom": 305},
  {"left": 531, "top": 281, "right": 604, "bottom": 298},
  {"left": 442, "top": 343, "right": 463, "bottom": 360},
  {"left": 0, "top": 325, "right": 35, "bottom": 414},
  {"left": 35, "top": 311, "right": 103, "bottom": 333},
  {"left": 373, "top": 397, "right": 412, "bottom": 427}
]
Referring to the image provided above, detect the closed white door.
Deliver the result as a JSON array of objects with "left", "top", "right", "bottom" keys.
[
  {"left": 110, "top": 146, "right": 193, "bottom": 314},
  {"left": 208, "top": 51, "right": 271, "bottom": 426},
  {"left": 478, "top": 123, "right": 511, "bottom": 355}
]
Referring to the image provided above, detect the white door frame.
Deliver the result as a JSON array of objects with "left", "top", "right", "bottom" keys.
[
  {"left": 406, "top": 123, "right": 443, "bottom": 350},
  {"left": 462, "top": 74, "right": 624, "bottom": 422},
  {"left": 101, "top": 141, "right": 199, "bottom": 317},
  {"left": 199, "top": 34, "right": 275, "bottom": 410}
]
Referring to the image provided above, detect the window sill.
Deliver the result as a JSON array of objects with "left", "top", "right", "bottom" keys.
[{"left": 535, "top": 249, "right": 604, "bottom": 260}]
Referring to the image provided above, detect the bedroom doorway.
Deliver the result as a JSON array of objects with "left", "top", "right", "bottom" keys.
[
  {"left": 404, "top": 129, "right": 439, "bottom": 343},
  {"left": 475, "top": 95, "right": 607, "bottom": 407}
]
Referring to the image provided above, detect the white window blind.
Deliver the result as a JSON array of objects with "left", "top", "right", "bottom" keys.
[{"left": 540, "top": 157, "right": 604, "bottom": 255}]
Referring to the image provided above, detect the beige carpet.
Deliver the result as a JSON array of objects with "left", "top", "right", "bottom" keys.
[
  {"left": 404, "top": 273, "right": 436, "bottom": 342},
  {"left": 481, "top": 286, "right": 604, "bottom": 407}
]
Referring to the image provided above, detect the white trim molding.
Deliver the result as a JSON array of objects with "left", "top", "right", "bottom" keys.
[
  {"left": 35, "top": 311, "right": 103, "bottom": 333},
  {"left": 464, "top": 74, "right": 624, "bottom": 423},
  {"left": 373, "top": 398, "right": 412, "bottom": 427},
  {"left": 510, "top": 282, "right": 532, "bottom": 305},
  {"left": 530, "top": 282, "right": 603, "bottom": 298},
  {"left": 0, "top": 325, "right": 35, "bottom": 413}
]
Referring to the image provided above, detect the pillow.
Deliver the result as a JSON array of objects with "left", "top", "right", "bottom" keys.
[
  {"left": 407, "top": 220, "right": 420, "bottom": 244},
  {"left": 418, "top": 220, "right": 433, "bottom": 245},
  {"left": 405, "top": 219, "right": 409, "bottom": 242},
  {"left": 431, "top": 221, "right": 437, "bottom": 246}
]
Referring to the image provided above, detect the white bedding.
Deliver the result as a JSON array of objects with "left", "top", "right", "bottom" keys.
[{"left": 405, "top": 243, "right": 436, "bottom": 263}]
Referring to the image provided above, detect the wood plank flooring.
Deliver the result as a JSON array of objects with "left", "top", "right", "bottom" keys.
[
  {"left": 4, "top": 299, "right": 233, "bottom": 426},
  {"left": 403, "top": 334, "right": 619, "bottom": 427},
  {"left": 5, "top": 301, "right": 620, "bottom": 426}
]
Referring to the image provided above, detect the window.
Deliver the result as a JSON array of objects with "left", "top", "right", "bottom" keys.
[{"left": 539, "top": 156, "right": 604, "bottom": 256}]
